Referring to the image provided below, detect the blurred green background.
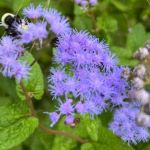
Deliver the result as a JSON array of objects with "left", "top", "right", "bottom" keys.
[{"left": 0, "top": 0, "right": 150, "bottom": 150}]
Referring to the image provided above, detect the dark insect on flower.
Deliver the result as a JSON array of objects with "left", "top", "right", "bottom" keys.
[
  {"left": 0, "top": 13, "right": 29, "bottom": 37},
  {"left": 70, "top": 118, "right": 80, "bottom": 128}
]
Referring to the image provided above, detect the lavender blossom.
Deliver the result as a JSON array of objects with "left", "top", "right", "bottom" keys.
[
  {"left": 109, "top": 103, "right": 150, "bottom": 144},
  {"left": 0, "top": 36, "right": 30, "bottom": 81},
  {"left": 23, "top": 4, "right": 43, "bottom": 19},
  {"left": 44, "top": 112, "right": 61, "bottom": 127},
  {"left": 21, "top": 22, "right": 48, "bottom": 44},
  {"left": 65, "top": 115, "right": 74, "bottom": 124},
  {"left": 58, "top": 99, "right": 74, "bottom": 115},
  {"left": 12, "top": 62, "right": 30, "bottom": 82},
  {"left": 43, "top": 9, "right": 71, "bottom": 35},
  {"left": 48, "top": 31, "right": 128, "bottom": 125},
  {"left": 21, "top": 7, "right": 71, "bottom": 44}
]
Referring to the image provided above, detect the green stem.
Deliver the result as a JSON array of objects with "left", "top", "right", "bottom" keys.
[{"left": 20, "top": 81, "right": 89, "bottom": 144}]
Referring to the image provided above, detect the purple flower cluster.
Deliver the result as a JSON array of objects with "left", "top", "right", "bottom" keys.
[
  {"left": 0, "top": 4, "right": 71, "bottom": 81},
  {"left": 0, "top": 36, "right": 30, "bottom": 81},
  {"left": 109, "top": 103, "right": 150, "bottom": 144},
  {"left": 74, "top": 0, "right": 97, "bottom": 8},
  {"left": 48, "top": 31, "right": 128, "bottom": 127},
  {"left": 21, "top": 4, "right": 71, "bottom": 43}
]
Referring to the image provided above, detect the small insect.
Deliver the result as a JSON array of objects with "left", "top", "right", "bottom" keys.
[
  {"left": 70, "top": 118, "right": 80, "bottom": 128},
  {"left": 0, "top": 13, "right": 29, "bottom": 37}
]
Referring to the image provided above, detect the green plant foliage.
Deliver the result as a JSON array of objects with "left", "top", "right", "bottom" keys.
[
  {"left": 97, "top": 15, "right": 118, "bottom": 33},
  {"left": 0, "top": 101, "right": 29, "bottom": 128},
  {"left": 127, "top": 24, "right": 147, "bottom": 52},
  {"left": 16, "top": 51, "right": 44, "bottom": 101},
  {"left": 111, "top": 23, "right": 150, "bottom": 66},
  {"left": 81, "top": 143, "right": 94, "bottom": 150},
  {"left": 0, "top": 101, "right": 38, "bottom": 150},
  {"left": 52, "top": 114, "right": 134, "bottom": 150}
]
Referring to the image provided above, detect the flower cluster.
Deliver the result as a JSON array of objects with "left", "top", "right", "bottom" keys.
[
  {"left": 21, "top": 4, "right": 71, "bottom": 44},
  {"left": 109, "top": 102, "right": 150, "bottom": 144},
  {"left": 47, "top": 31, "right": 128, "bottom": 127},
  {"left": 74, "top": 0, "right": 97, "bottom": 8},
  {"left": 110, "top": 40, "right": 150, "bottom": 144},
  {"left": 0, "top": 36, "right": 30, "bottom": 81},
  {"left": 0, "top": 4, "right": 70, "bottom": 81}
]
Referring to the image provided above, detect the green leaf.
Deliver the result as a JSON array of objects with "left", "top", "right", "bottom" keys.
[
  {"left": 11, "top": 0, "right": 30, "bottom": 12},
  {"left": 0, "top": 117, "right": 38, "bottom": 150},
  {"left": 51, "top": 118, "right": 77, "bottom": 150},
  {"left": 16, "top": 51, "right": 44, "bottom": 101},
  {"left": 73, "top": 15, "right": 93, "bottom": 30},
  {"left": 23, "top": 130, "right": 54, "bottom": 150},
  {"left": 81, "top": 143, "right": 94, "bottom": 150},
  {"left": 9, "top": 145, "right": 22, "bottom": 150},
  {"left": 97, "top": 123, "right": 134, "bottom": 150},
  {"left": 52, "top": 135, "right": 77, "bottom": 150},
  {"left": 0, "top": 101, "right": 29, "bottom": 128},
  {"left": 110, "top": 0, "right": 128, "bottom": 12},
  {"left": 80, "top": 115, "right": 134, "bottom": 150},
  {"left": 111, "top": 46, "right": 138, "bottom": 66},
  {"left": 0, "top": 0, "right": 12, "bottom": 8},
  {"left": 0, "top": 101, "right": 38, "bottom": 150},
  {"left": 96, "top": 15, "right": 118, "bottom": 33},
  {"left": 0, "top": 74, "right": 18, "bottom": 100},
  {"left": 74, "top": 5, "right": 84, "bottom": 15},
  {"left": 127, "top": 23, "right": 146, "bottom": 52},
  {"left": 81, "top": 114, "right": 99, "bottom": 141}
]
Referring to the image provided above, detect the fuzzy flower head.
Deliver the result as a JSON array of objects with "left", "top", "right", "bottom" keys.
[
  {"left": 43, "top": 9, "right": 71, "bottom": 35},
  {"left": 21, "top": 22, "right": 48, "bottom": 44},
  {"left": 48, "top": 31, "right": 128, "bottom": 125},
  {"left": 20, "top": 6, "right": 71, "bottom": 44},
  {"left": 58, "top": 99, "right": 74, "bottom": 115},
  {"left": 109, "top": 103, "right": 150, "bottom": 144},
  {"left": 0, "top": 36, "right": 30, "bottom": 81},
  {"left": 23, "top": 4, "right": 43, "bottom": 19}
]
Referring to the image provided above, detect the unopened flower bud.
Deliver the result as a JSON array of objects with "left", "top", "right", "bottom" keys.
[
  {"left": 132, "top": 77, "right": 144, "bottom": 90},
  {"left": 145, "top": 40, "right": 150, "bottom": 51},
  {"left": 133, "top": 48, "right": 149, "bottom": 60},
  {"left": 133, "top": 64, "right": 146, "bottom": 79},
  {"left": 129, "top": 89, "right": 150, "bottom": 105},
  {"left": 136, "top": 112, "right": 150, "bottom": 127},
  {"left": 143, "top": 103, "right": 150, "bottom": 115},
  {"left": 121, "top": 67, "right": 130, "bottom": 79}
]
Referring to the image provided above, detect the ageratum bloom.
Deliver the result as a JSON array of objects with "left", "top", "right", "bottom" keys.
[
  {"left": 23, "top": 4, "right": 43, "bottom": 19},
  {"left": 109, "top": 103, "right": 150, "bottom": 144},
  {"left": 21, "top": 5, "right": 71, "bottom": 44},
  {"left": 43, "top": 9, "right": 71, "bottom": 35},
  {"left": 21, "top": 22, "right": 48, "bottom": 44},
  {"left": 48, "top": 31, "right": 128, "bottom": 126},
  {"left": 0, "top": 36, "right": 30, "bottom": 81}
]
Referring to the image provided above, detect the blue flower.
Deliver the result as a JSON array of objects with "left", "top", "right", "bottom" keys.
[
  {"left": 48, "top": 31, "right": 128, "bottom": 125},
  {"left": 23, "top": 4, "right": 43, "bottom": 19},
  {"left": 21, "top": 22, "right": 48, "bottom": 43},
  {"left": 58, "top": 99, "right": 74, "bottom": 115},
  {"left": 44, "top": 112, "right": 61, "bottom": 127},
  {"left": 109, "top": 103, "right": 150, "bottom": 144},
  {"left": 43, "top": 9, "right": 71, "bottom": 35}
]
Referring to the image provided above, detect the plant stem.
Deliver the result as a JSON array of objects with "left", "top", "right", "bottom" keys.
[
  {"left": 20, "top": 81, "right": 36, "bottom": 116},
  {"left": 20, "top": 82, "right": 89, "bottom": 144},
  {"left": 39, "top": 124, "right": 89, "bottom": 144}
]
